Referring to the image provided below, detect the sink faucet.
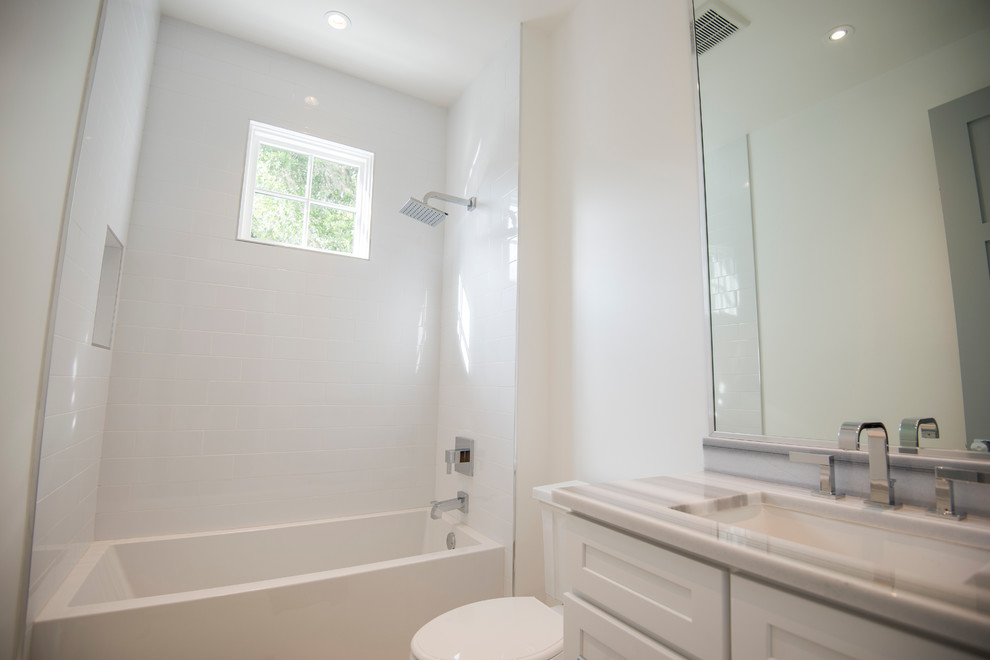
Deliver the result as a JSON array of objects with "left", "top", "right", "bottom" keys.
[
  {"left": 430, "top": 491, "right": 469, "bottom": 519},
  {"left": 865, "top": 425, "right": 898, "bottom": 508},
  {"left": 837, "top": 421, "right": 898, "bottom": 508},
  {"left": 837, "top": 421, "right": 885, "bottom": 450}
]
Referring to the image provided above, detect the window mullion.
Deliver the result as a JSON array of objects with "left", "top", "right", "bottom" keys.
[
  {"left": 310, "top": 200, "right": 358, "bottom": 214},
  {"left": 301, "top": 154, "right": 314, "bottom": 248},
  {"left": 255, "top": 189, "right": 307, "bottom": 204}
]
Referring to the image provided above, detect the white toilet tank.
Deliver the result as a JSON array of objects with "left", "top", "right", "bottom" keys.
[{"left": 532, "top": 481, "right": 585, "bottom": 604}]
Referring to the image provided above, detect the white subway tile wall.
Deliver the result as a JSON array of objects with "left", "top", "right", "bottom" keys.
[
  {"left": 29, "top": 0, "right": 159, "bottom": 624},
  {"left": 705, "top": 136, "right": 764, "bottom": 434},
  {"left": 95, "top": 18, "right": 447, "bottom": 539},
  {"left": 436, "top": 32, "right": 521, "bottom": 596}
]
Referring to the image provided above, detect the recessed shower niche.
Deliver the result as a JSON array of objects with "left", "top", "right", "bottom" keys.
[{"left": 91, "top": 227, "right": 123, "bottom": 350}]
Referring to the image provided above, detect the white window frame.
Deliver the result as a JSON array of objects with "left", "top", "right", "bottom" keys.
[{"left": 237, "top": 121, "right": 374, "bottom": 259}]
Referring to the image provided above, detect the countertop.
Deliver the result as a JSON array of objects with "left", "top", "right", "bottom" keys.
[{"left": 551, "top": 472, "right": 990, "bottom": 655}]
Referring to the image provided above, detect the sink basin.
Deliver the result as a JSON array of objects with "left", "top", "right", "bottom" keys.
[{"left": 673, "top": 491, "right": 990, "bottom": 591}]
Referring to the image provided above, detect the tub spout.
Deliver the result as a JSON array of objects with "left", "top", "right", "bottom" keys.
[{"left": 430, "top": 491, "right": 468, "bottom": 519}]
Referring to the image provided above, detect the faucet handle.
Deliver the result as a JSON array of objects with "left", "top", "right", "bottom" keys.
[
  {"left": 444, "top": 437, "right": 474, "bottom": 476},
  {"left": 444, "top": 448, "right": 470, "bottom": 474},
  {"left": 931, "top": 466, "right": 990, "bottom": 520},
  {"left": 789, "top": 451, "right": 843, "bottom": 498}
]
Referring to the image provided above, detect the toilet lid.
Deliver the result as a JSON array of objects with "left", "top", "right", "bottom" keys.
[{"left": 411, "top": 597, "right": 563, "bottom": 660}]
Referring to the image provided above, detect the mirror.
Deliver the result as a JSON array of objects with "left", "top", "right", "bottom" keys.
[{"left": 696, "top": 0, "right": 990, "bottom": 450}]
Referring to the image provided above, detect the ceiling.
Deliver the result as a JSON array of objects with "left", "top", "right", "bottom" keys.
[{"left": 158, "top": 0, "right": 579, "bottom": 107}]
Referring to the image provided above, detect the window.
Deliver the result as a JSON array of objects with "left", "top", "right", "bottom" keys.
[{"left": 238, "top": 121, "right": 374, "bottom": 258}]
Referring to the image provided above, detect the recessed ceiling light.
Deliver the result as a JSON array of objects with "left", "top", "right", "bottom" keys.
[
  {"left": 324, "top": 11, "right": 351, "bottom": 31},
  {"left": 827, "top": 25, "right": 854, "bottom": 42}
]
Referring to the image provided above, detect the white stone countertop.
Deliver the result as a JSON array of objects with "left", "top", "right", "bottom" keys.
[{"left": 551, "top": 472, "right": 990, "bottom": 655}]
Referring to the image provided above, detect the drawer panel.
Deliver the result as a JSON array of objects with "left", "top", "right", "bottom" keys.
[
  {"left": 566, "top": 515, "right": 728, "bottom": 660},
  {"left": 564, "top": 592, "right": 686, "bottom": 660},
  {"left": 731, "top": 576, "right": 983, "bottom": 660}
]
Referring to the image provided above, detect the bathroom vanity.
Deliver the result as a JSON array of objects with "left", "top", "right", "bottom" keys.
[{"left": 552, "top": 474, "right": 990, "bottom": 659}]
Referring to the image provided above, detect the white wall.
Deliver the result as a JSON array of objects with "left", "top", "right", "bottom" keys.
[
  {"left": 514, "top": 0, "right": 710, "bottom": 599},
  {"left": 516, "top": 21, "right": 560, "bottom": 601},
  {"left": 0, "top": 0, "right": 102, "bottom": 656},
  {"left": 752, "top": 29, "right": 990, "bottom": 445},
  {"left": 28, "top": 0, "right": 159, "bottom": 627},
  {"left": 436, "top": 31, "right": 521, "bottom": 597},
  {"left": 547, "top": 0, "right": 708, "bottom": 483},
  {"left": 96, "top": 18, "right": 448, "bottom": 539}
]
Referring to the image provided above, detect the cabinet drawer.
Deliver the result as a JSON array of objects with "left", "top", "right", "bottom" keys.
[
  {"left": 731, "top": 576, "right": 983, "bottom": 660},
  {"left": 566, "top": 515, "right": 728, "bottom": 660},
  {"left": 564, "top": 592, "right": 687, "bottom": 660}
]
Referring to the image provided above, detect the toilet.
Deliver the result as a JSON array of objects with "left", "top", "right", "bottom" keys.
[{"left": 409, "top": 482, "right": 584, "bottom": 660}]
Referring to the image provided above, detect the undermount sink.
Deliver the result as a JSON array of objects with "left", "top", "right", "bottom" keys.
[{"left": 673, "top": 491, "right": 990, "bottom": 591}]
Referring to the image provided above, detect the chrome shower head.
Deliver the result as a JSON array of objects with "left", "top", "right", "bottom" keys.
[
  {"left": 399, "top": 191, "right": 476, "bottom": 227},
  {"left": 399, "top": 197, "right": 447, "bottom": 227}
]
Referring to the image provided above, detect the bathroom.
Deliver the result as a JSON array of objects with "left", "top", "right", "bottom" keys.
[{"left": 2, "top": 0, "right": 989, "bottom": 658}]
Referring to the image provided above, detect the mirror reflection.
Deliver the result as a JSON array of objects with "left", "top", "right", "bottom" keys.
[{"left": 696, "top": 0, "right": 990, "bottom": 450}]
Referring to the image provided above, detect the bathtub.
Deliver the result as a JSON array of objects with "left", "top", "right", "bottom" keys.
[{"left": 30, "top": 508, "right": 503, "bottom": 660}]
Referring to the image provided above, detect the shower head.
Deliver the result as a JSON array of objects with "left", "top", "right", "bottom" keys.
[
  {"left": 399, "top": 191, "right": 476, "bottom": 226},
  {"left": 399, "top": 198, "right": 447, "bottom": 226}
]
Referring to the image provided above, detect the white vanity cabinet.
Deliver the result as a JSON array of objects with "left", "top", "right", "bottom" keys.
[
  {"left": 563, "top": 514, "right": 983, "bottom": 660},
  {"left": 563, "top": 515, "right": 729, "bottom": 659}
]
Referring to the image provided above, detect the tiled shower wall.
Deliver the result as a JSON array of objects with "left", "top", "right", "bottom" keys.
[
  {"left": 29, "top": 0, "right": 158, "bottom": 622},
  {"left": 96, "top": 18, "right": 448, "bottom": 539},
  {"left": 436, "top": 31, "right": 520, "bottom": 596},
  {"left": 705, "top": 136, "right": 763, "bottom": 434}
]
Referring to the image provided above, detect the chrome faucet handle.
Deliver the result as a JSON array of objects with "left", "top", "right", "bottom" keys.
[
  {"left": 931, "top": 466, "right": 990, "bottom": 520},
  {"left": 444, "top": 437, "right": 474, "bottom": 476},
  {"left": 837, "top": 421, "right": 886, "bottom": 450},
  {"left": 444, "top": 448, "right": 470, "bottom": 474},
  {"left": 898, "top": 417, "right": 939, "bottom": 451},
  {"left": 789, "top": 452, "right": 843, "bottom": 498}
]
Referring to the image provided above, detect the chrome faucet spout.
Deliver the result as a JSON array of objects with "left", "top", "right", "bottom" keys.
[
  {"left": 865, "top": 425, "right": 899, "bottom": 508},
  {"left": 838, "top": 421, "right": 899, "bottom": 509},
  {"left": 837, "top": 421, "right": 885, "bottom": 450},
  {"left": 898, "top": 417, "right": 939, "bottom": 451},
  {"left": 430, "top": 491, "right": 469, "bottom": 519}
]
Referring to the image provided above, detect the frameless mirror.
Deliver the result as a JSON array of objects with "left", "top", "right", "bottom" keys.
[{"left": 695, "top": 0, "right": 990, "bottom": 451}]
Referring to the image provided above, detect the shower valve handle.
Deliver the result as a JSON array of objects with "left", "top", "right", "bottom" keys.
[{"left": 444, "top": 448, "right": 470, "bottom": 474}]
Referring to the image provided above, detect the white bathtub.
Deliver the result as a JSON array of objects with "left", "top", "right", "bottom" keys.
[{"left": 31, "top": 508, "right": 503, "bottom": 660}]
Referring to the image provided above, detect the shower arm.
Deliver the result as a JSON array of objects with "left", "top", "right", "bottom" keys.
[{"left": 424, "top": 192, "right": 476, "bottom": 212}]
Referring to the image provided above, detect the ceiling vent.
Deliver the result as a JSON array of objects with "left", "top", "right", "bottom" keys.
[{"left": 694, "top": 0, "right": 750, "bottom": 55}]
